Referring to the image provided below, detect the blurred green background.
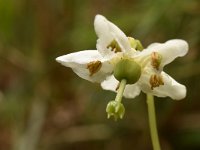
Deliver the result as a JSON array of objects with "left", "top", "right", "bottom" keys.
[{"left": 0, "top": 0, "right": 200, "bottom": 150}]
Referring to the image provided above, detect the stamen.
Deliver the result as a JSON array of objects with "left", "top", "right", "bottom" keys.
[
  {"left": 87, "top": 60, "right": 102, "bottom": 76},
  {"left": 135, "top": 55, "right": 151, "bottom": 69},
  {"left": 128, "top": 37, "right": 143, "bottom": 51},
  {"left": 149, "top": 74, "right": 164, "bottom": 90},
  {"left": 140, "top": 56, "right": 151, "bottom": 68},
  {"left": 107, "top": 40, "right": 122, "bottom": 53},
  {"left": 151, "top": 52, "right": 162, "bottom": 70}
]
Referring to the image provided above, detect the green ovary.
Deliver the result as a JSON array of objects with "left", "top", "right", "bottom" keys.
[{"left": 114, "top": 59, "right": 141, "bottom": 84}]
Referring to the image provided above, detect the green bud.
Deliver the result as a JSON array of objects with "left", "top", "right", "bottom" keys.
[
  {"left": 114, "top": 59, "right": 141, "bottom": 84},
  {"left": 106, "top": 101, "right": 125, "bottom": 120}
]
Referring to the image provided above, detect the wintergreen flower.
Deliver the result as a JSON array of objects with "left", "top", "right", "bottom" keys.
[{"left": 56, "top": 14, "right": 188, "bottom": 101}]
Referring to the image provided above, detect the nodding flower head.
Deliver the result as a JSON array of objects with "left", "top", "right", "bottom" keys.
[{"left": 56, "top": 14, "right": 188, "bottom": 119}]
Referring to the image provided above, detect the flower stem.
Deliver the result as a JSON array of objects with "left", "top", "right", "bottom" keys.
[
  {"left": 146, "top": 94, "right": 161, "bottom": 150},
  {"left": 115, "top": 79, "right": 127, "bottom": 103}
]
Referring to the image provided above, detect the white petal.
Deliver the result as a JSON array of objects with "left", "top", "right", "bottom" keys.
[
  {"left": 56, "top": 50, "right": 113, "bottom": 83},
  {"left": 124, "top": 84, "right": 141, "bottom": 99},
  {"left": 137, "top": 39, "right": 188, "bottom": 67},
  {"left": 94, "top": 15, "right": 131, "bottom": 58},
  {"left": 101, "top": 75, "right": 141, "bottom": 99},
  {"left": 139, "top": 71, "right": 186, "bottom": 100},
  {"left": 101, "top": 75, "right": 119, "bottom": 91},
  {"left": 146, "top": 42, "right": 160, "bottom": 49}
]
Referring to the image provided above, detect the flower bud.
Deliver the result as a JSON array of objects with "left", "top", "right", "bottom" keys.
[
  {"left": 106, "top": 101, "right": 125, "bottom": 120},
  {"left": 114, "top": 59, "right": 141, "bottom": 84}
]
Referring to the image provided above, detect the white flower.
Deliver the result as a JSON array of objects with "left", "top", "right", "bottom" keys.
[{"left": 56, "top": 14, "right": 188, "bottom": 100}]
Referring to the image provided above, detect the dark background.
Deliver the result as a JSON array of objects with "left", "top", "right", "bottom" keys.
[{"left": 0, "top": 0, "right": 200, "bottom": 150}]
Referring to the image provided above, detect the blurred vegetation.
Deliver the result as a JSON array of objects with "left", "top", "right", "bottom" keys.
[{"left": 0, "top": 0, "right": 200, "bottom": 150}]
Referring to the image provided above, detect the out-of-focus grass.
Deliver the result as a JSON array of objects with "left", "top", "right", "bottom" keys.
[{"left": 0, "top": 0, "right": 200, "bottom": 150}]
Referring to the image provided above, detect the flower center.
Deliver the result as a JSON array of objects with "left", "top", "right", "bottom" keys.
[{"left": 114, "top": 58, "right": 141, "bottom": 84}]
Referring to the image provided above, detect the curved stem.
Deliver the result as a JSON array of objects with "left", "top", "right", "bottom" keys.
[
  {"left": 115, "top": 79, "right": 127, "bottom": 103},
  {"left": 146, "top": 94, "right": 161, "bottom": 150}
]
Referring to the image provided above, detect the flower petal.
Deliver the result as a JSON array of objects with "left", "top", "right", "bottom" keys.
[
  {"left": 124, "top": 84, "right": 141, "bottom": 99},
  {"left": 94, "top": 15, "right": 131, "bottom": 58},
  {"left": 101, "top": 75, "right": 141, "bottom": 99},
  {"left": 136, "top": 39, "right": 188, "bottom": 67},
  {"left": 139, "top": 70, "right": 186, "bottom": 100},
  {"left": 56, "top": 50, "right": 113, "bottom": 83}
]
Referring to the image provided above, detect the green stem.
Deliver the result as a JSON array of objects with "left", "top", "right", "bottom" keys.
[
  {"left": 147, "top": 94, "right": 161, "bottom": 150},
  {"left": 115, "top": 79, "right": 127, "bottom": 103}
]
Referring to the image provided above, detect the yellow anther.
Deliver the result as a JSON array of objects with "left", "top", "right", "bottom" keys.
[
  {"left": 149, "top": 74, "right": 164, "bottom": 90},
  {"left": 87, "top": 60, "right": 102, "bottom": 76},
  {"left": 151, "top": 52, "right": 162, "bottom": 70},
  {"left": 107, "top": 40, "right": 122, "bottom": 53}
]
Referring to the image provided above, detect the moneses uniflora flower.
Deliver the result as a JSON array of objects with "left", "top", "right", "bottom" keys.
[{"left": 56, "top": 14, "right": 188, "bottom": 120}]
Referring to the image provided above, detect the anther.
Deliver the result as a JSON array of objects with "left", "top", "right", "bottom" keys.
[
  {"left": 107, "top": 40, "right": 122, "bottom": 53},
  {"left": 151, "top": 52, "right": 162, "bottom": 70},
  {"left": 149, "top": 74, "right": 164, "bottom": 90}
]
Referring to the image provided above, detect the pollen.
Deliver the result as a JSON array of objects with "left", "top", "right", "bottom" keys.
[
  {"left": 87, "top": 60, "right": 102, "bottom": 76},
  {"left": 151, "top": 52, "right": 162, "bottom": 70},
  {"left": 149, "top": 74, "right": 164, "bottom": 90},
  {"left": 107, "top": 40, "right": 122, "bottom": 53}
]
